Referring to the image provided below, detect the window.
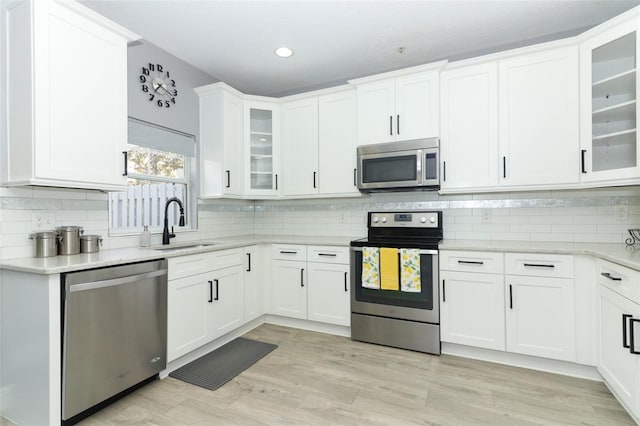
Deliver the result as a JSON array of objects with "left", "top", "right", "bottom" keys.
[{"left": 109, "top": 118, "right": 196, "bottom": 234}]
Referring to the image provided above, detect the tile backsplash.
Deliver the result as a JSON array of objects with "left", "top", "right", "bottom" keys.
[{"left": 1, "top": 186, "right": 639, "bottom": 259}]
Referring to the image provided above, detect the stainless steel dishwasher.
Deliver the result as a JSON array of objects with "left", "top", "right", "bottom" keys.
[{"left": 61, "top": 259, "right": 168, "bottom": 422}]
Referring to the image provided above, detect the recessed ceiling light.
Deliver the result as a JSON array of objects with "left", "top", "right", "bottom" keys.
[{"left": 275, "top": 47, "right": 293, "bottom": 58}]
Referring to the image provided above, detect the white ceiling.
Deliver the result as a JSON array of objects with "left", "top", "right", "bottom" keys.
[{"left": 81, "top": 0, "right": 640, "bottom": 97}]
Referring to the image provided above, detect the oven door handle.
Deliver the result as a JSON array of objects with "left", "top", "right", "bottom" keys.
[{"left": 350, "top": 247, "right": 439, "bottom": 255}]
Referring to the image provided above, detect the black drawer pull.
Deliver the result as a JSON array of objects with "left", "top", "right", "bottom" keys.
[
  {"left": 524, "top": 263, "right": 555, "bottom": 268},
  {"left": 623, "top": 314, "right": 633, "bottom": 348},
  {"left": 226, "top": 170, "right": 231, "bottom": 188},
  {"left": 509, "top": 284, "right": 513, "bottom": 310},
  {"left": 318, "top": 253, "right": 337, "bottom": 257},
  {"left": 208, "top": 280, "right": 213, "bottom": 303},
  {"left": 280, "top": 251, "right": 298, "bottom": 254},
  {"left": 122, "top": 151, "right": 128, "bottom": 176},
  {"left": 442, "top": 279, "right": 446, "bottom": 302},
  {"left": 214, "top": 279, "right": 219, "bottom": 301},
  {"left": 601, "top": 272, "right": 622, "bottom": 281},
  {"left": 631, "top": 318, "right": 640, "bottom": 355},
  {"left": 344, "top": 272, "right": 348, "bottom": 292},
  {"left": 458, "top": 260, "right": 483, "bottom": 265},
  {"left": 581, "top": 150, "right": 587, "bottom": 174},
  {"left": 246, "top": 253, "right": 251, "bottom": 272},
  {"left": 300, "top": 268, "right": 304, "bottom": 287}
]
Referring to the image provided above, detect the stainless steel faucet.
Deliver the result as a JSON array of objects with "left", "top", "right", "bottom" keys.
[{"left": 162, "top": 197, "right": 185, "bottom": 244}]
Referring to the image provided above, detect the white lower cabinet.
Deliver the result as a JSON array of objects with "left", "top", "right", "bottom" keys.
[
  {"left": 270, "top": 244, "right": 350, "bottom": 325},
  {"left": 244, "top": 245, "right": 265, "bottom": 322},
  {"left": 167, "top": 249, "right": 245, "bottom": 362},
  {"left": 440, "top": 250, "right": 576, "bottom": 363}
]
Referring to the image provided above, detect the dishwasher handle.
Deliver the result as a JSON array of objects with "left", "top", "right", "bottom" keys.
[{"left": 69, "top": 269, "right": 168, "bottom": 293}]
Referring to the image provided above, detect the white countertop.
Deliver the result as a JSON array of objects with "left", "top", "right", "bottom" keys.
[
  {"left": 0, "top": 234, "right": 356, "bottom": 275},
  {"left": 5, "top": 235, "right": 640, "bottom": 275}
]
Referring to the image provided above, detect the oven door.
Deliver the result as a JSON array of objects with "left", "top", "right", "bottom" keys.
[
  {"left": 350, "top": 247, "right": 439, "bottom": 323},
  {"left": 357, "top": 149, "right": 422, "bottom": 190}
]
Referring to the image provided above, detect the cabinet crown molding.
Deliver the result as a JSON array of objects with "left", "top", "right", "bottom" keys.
[
  {"left": 348, "top": 60, "right": 447, "bottom": 85},
  {"left": 54, "top": 0, "right": 140, "bottom": 42}
]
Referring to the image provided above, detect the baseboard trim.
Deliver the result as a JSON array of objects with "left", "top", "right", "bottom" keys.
[{"left": 264, "top": 315, "right": 351, "bottom": 337}]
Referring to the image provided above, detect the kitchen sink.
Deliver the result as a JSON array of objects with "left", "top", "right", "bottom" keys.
[{"left": 152, "top": 243, "right": 216, "bottom": 251}]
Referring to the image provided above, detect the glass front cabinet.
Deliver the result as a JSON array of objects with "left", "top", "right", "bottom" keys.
[
  {"left": 580, "top": 19, "right": 640, "bottom": 182},
  {"left": 244, "top": 101, "right": 280, "bottom": 196}
]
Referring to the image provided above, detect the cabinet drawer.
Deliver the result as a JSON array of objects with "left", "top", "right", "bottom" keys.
[
  {"left": 505, "top": 253, "right": 573, "bottom": 278},
  {"left": 168, "top": 253, "right": 214, "bottom": 280},
  {"left": 439, "top": 250, "right": 503, "bottom": 274},
  {"left": 211, "top": 248, "right": 243, "bottom": 270},
  {"left": 307, "top": 246, "right": 349, "bottom": 264},
  {"left": 272, "top": 244, "right": 307, "bottom": 261},
  {"left": 597, "top": 259, "right": 640, "bottom": 304}
]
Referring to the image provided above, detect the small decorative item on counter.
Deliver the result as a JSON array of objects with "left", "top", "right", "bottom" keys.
[
  {"left": 80, "top": 235, "right": 103, "bottom": 253},
  {"left": 625, "top": 229, "right": 640, "bottom": 246},
  {"left": 140, "top": 225, "right": 151, "bottom": 247}
]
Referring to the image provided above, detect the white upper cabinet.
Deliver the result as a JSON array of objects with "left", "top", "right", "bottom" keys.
[
  {"left": 281, "top": 97, "right": 319, "bottom": 196},
  {"left": 245, "top": 100, "right": 280, "bottom": 197},
  {"left": 2, "top": 0, "right": 139, "bottom": 191},
  {"left": 318, "top": 90, "right": 359, "bottom": 196},
  {"left": 196, "top": 83, "right": 244, "bottom": 197},
  {"left": 352, "top": 65, "right": 443, "bottom": 145},
  {"left": 498, "top": 46, "right": 580, "bottom": 187},
  {"left": 580, "top": 18, "right": 640, "bottom": 183},
  {"left": 440, "top": 62, "right": 499, "bottom": 191}
]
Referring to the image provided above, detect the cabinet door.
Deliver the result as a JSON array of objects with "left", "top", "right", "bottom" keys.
[
  {"left": 499, "top": 46, "right": 580, "bottom": 187},
  {"left": 318, "top": 90, "right": 359, "bottom": 195},
  {"left": 167, "top": 273, "right": 210, "bottom": 361},
  {"left": 597, "top": 285, "right": 640, "bottom": 417},
  {"left": 244, "top": 246, "right": 265, "bottom": 322},
  {"left": 281, "top": 97, "right": 319, "bottom": 196},
  {"left": 245, "top": 101, "right": 280, "bottom": 196},
  {"left": 33, "top": 0, "right": 128, "bottom": 187},
  {"left": 505, "top": 275, "right": 576, "bottom": 361},
  {"left": 271, "top": 260, "right": 307, "bottom": 319},
  {"left": 440, "top": 62, "right": 499, "bottom": 191},
  {"left": 210, "top": 265, "right": 245, "bottom": 340},
  {"left": 222, "top": 91, "right": 244, "bottom": 195},
  {"left": 440, "top": 271, "right": 505, "bottom": 351},
  {"left": 395, "top": 71, "right": 439, "bottom": 140},
  {"left": 356, "top": 79, "right": 396, "bottom": 145},
  {"left": 307, "top": 262, "right": 350, "bottom": 326},
  {"left": 580, "top": 21, "right": 639, "bottom": 182}
]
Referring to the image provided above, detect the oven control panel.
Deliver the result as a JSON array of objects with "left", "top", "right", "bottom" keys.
[{"left": 369, "top": 212, "right": 439, "bottom": 228}]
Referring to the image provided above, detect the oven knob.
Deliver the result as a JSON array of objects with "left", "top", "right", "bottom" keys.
[
  {"left": 381, "top": 217, "right": 387, "bottom": 223},
  {"left": 420, "top": 217, "right": 427, "bottom": 223},
  {"left": 373, "top": 216, "right": 379, "bottom": 223},
  {"left": 429, "top": 216, "right": 436, "bottom": 223}
]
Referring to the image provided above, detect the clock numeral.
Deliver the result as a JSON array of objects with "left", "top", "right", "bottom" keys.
[
  {"left": 148, "top": 94, "right": 155, "bottom": 101},
  {"left": 166, "top": 71, "right": 170, "bottom": 78},
  {"left": 148, "top": 63, "right": 155, "bottom": 72},
  {"left": 165, "top": 100, "right": 170, "bottom": 108},
  {"left": 172, "top": 89, "right": 178, "bottom": 96},
  {"left": 171, "top": 97, "right": 176, "bottom": 104},
  {"left": 142, "top": 67, "right": 150, "bottom": 76},
  {"left": 171, "top": 79, "right": 176, "bottom": 87},
  {"left": 139, "top": 75, "right": 146, "bottom": 83},
  {"left": 142, "top": 84, "right": 149, "bottom": 93},
  {"left": 157, "top": 64, "right": 163, "bottom": 73},
  {"left": 157, "top": 100, "right": 163, "bottom": 107}
]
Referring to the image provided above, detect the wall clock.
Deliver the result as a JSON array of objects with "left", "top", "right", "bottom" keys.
[{"left": 139, "top": 62, "right": 178, "bottom": 108}]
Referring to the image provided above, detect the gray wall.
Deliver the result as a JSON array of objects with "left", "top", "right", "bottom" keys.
[{"left": 127, "top": 41, "right": 217, "bottom": 136}]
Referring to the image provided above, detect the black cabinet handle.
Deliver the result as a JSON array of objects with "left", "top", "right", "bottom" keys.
[
  {"left": 122, "top": 151, "right": 128, "bottom": 176},
  {"left": 581, "top": 150, "right": 587, "bottom": 174},
  {"left": 601, "top": 272, "right": 622, "bottom": 281},
  {"left": 300, "top": 268, "right": 304, "bottom": 287},
  {"left": 503, "top": 156, "right": 506, "bottom": 179},
  {"left": 397, "top": 114, "right": 400, "bottom": 135},
  {"left": 208, "top": 280, "right": 213, "bottom": 303},
  {"left": 623, "top": 314, "right": 633, "bottom": 348},
  {"left": 443, "top": 161, "right": 446, "bottom": 182},
  {"left": 524, "top": 263, "right": 555, "bottom": 268},
  {"left": 344, "top": 272, "right": 348, "bottom": 292},
  {"left": 275, "top": 174, "right": 278, "bottom": 190},
  {"left": 226, "top": 170, "right": 231, "bottom": 188},
  {"left": 280, "top": 250, "right": 297, "bottom": 254},
  {"left": 458, "top": 260, "right": 484, "bottom": 265},
  {"left": 509, "top": 284, "right": 513, "bottom": 309},
  {"left": 353, "top": 168, "right": 357, "bottom": 187},
  {"left": 313, "top": 171, "right": 317, "bottom": 189},
  {"left": 389, "top": 116, "right": 393, "bottom": 135},
  {"left": 318, "top": 253, "right": 337, "bottom": 257},
  {"left": 631, "top": 318, "right": 640, "bottom": 355},
  {"left": 442, "top": 279, "right": 446, "bottom": 302},
  {"left": 246, "top": 253, "right": 251, "bottom": 272},
  {"left": 214, "top": 279, "right": 219, "bottom": 301}
]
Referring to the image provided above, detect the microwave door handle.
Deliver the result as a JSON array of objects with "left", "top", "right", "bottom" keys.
[{"left": 416, "top": 150, "right": 422, "bottom": 184}]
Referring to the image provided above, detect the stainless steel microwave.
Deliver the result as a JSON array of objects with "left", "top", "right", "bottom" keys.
[{"left": 357, "top": 138, "right": 439, "bottom": 191}]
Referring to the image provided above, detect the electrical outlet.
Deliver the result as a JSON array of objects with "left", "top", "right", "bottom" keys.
[
  {"left": 614, "top": 204, "right": 630, "bottom": 221},
  {"left": 481, "top": 209, "right": 492, "bottom": 224},
  {"left": 31, "top": 212, "right": 55, "bottom": 230},
  {"left": 339, "top": 212, "right": 347, "bottom": 224}
]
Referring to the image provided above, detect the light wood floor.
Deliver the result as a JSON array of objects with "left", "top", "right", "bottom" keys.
[{"left": 77, "top": 324, "right": 634, "bottom": 425}]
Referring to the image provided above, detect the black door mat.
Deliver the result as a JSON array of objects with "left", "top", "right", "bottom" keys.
[{"left": 169, "top": 337, "right": 277, "bottom": 390}]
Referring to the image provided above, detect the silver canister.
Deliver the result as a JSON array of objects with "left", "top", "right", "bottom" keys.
[
  {"left": 29, "top": 231, "right": 58, "bottom": 258},
  {"left": 56, "top": 226, "right": 83, "bottom": 255},
  {"left": 80, "top": 235, "right": 103, "bottom": 253}
]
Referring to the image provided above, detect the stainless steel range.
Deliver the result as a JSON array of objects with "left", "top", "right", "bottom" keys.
[{"left": 350, "top": 211, "right": 442, "bottom": 354}]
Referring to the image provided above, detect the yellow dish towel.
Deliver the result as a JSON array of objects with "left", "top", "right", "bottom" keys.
[
  {"left": 400, "top": 248, "right": 421, "bottom": 293},
  {"left": 380, "top": 247, "right": 399, "bottom": 291},
  {"left": 361, "top": 247, "right": 380, "bottom": 289}
]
